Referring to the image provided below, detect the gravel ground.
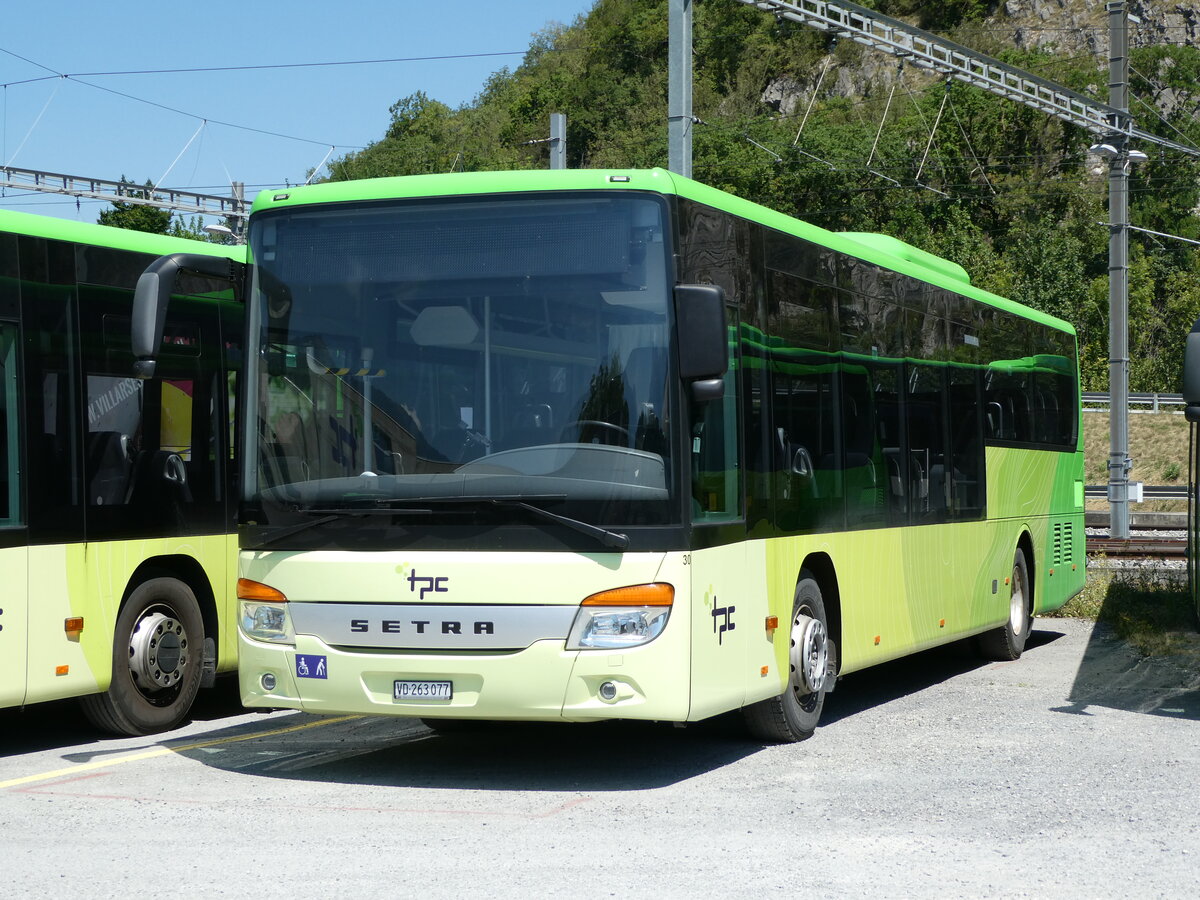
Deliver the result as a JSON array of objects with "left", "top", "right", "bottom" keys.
[{"left": 2, "top": 617, "right": 1199, "bottom": 898}]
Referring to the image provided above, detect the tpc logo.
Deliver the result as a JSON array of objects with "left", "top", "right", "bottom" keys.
[{"left": 406, "top": 567, "right": 449, "bottom": 600}]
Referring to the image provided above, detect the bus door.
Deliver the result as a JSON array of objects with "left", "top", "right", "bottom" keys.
[{"left": 0, "top": 317, "right": 28, "bottom": 706}]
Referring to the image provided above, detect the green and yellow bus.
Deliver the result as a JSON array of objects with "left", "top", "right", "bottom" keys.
[
  {"left": 137, "top": 168, "right": 1086, "bottom": 742},
  {"left": 1, "top": 210, "right": 244, "bottom": 735}
]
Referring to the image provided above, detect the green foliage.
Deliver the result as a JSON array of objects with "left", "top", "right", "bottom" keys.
[
  {"left": 97, "top": 178, "right": 173, "bottom": 234},
  {"left": 323, "top": 0, "right": 1200, "bottom": 392},
  {"left": 167, "top": 215, "right": 230, "bottom": 242}
]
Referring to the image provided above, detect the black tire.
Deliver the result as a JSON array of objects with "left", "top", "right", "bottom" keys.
[
  {"left": 977, "top": 546, "right": 1033, "bottom": 661},
  {"left": 743, "top": 570, "right": 832, "bottom": 743},
  {"left": 80, "top": 577, "right": 205, "bottom": 736}
]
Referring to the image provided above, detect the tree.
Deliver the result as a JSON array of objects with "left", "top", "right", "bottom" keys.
[
  {"left": 318, "top": 0, "right": 1200, "bottom": 391},
  {"left": 96, "top": 178, "right": 173, "bottom": 233}
]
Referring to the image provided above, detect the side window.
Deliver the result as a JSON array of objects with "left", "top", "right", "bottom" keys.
[
  {"left": 871, "top": 363, "right": 907, "bottom": 525},
  {"left": 79, "top": 281, "right": 228, "bottom": 535},
  {"left": 841, "top": 365, "right": 885, "bottom": 529},
  {"left": 23, "top": 239, "right": 83, "bottom": 541},
  {"left": 691, "top": 325, "right": 741, "bottom": 522},
  {"left": 907, "top": 363, "right": 949, "bottom": 523},
  {"left": 83, "top": 374, "right": 202, "bottom": 515},
  {"left": 947, "top": 365, "right": 985, "bottom": 518},
  {"left": 676, "top": 199, "right": 747, "bottom": 525},
  {"left": 771, "top": 356, "right": 840, "bottom": 532},
  {"left": 0, "top": 322, "right": 21, "bottom": 527},
  {"left": 84, "top": 375, "right": 144, "bottom": 507}
]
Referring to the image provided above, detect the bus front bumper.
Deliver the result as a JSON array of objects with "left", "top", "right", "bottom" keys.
[{"left": 238, "top": 632, "right": 692, "bottom": 723}]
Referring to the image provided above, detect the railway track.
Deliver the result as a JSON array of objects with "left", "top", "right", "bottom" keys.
[{"left": 1086, "top": 536, "right": 1186, "bottom": 558}]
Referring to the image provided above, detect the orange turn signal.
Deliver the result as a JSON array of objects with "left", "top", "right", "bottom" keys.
[
  {"left": 581, "top": 583, "right": 674, "bottom": 607},
  {"left": 237, "top": 578, "right": 289, "bottom": 603},
  {"left": 64, "top": 617, "right": 84, "bottom": 636},
  {"left": 55, "top": 665, "right": 69, "bottom": 676}
]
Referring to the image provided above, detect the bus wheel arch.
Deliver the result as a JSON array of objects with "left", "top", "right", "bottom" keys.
[
  {"left": 743, "top": 557, "right": 838, "bottom": 743},
  {"left": 79, "top": 557, "right": 215, "bottom": 736},
  {"left": 800, "top": 552, "right": 841, "bottom": 678},
  {"left": 127, "top": 556, "right": 220, "bottom": 660},
  {"left": 977, "top": 532, "right": 1035, "bottom": 662}
]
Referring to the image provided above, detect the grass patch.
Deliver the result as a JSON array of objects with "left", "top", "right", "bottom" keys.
[
  {"left": 1050, "top": 566, "right": 1200, "bottom": 657},
  {"left": 1082, "top": 411, "right": 1190, "bottom": 511}
]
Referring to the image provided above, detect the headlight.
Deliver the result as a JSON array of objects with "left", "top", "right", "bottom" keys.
[
  {"left": 567, "top": 606, "right": 670, "bottom": 649},
  {"left": 566, "top": 583, "right": 674, "bottom": 650},
  {"left": 238, "top": 600, "right": 295, "bottom": 644}
]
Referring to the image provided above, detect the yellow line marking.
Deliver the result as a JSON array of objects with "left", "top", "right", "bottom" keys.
[{"left": 0, "top": 714, "right": 362, "bottom": 790}]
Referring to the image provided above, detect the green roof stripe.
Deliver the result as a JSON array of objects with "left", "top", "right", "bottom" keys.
[{"left": 0, "top": 208, "right": 246, "bottom": 263}]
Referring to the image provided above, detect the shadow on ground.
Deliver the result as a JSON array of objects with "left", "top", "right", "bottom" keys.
[
  {"left": 1058, "top": 619, "right": 1200, "bottom": 720},
  {"left": 821, "top": 632, "right": 1063, "bottom": 725},
  {"left": 174, "top": 638, "right": 1036, "bottom": 790},
  {"left": 0, "top": 675, "right": 254, "bottom": 759}
]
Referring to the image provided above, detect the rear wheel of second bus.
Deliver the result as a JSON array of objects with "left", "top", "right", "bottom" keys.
[
  {"left": 977, "top": 546, "right": 1033, "bottom": 661},
  {"left": 743, "top": 571, "right": 831, "bottom": 743}
]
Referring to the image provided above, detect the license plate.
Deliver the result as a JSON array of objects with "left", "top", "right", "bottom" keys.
[{"left": 394, "top": 680, "right": 453, "bottom": 701}]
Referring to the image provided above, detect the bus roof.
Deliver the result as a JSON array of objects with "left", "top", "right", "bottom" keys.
[
  {"left": 0, "top": 208, "right": 246, "bottom": 263},
  {"left": 248, "top": 168, "right": 1074, "bottom": 337}
]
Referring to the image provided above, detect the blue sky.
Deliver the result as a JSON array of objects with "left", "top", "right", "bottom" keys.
[{"left": 0, "top": 0, "right": 596, "bottom": 223}]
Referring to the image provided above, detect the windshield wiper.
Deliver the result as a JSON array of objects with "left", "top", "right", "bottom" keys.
[
  {"left": 484, "top": 497, "right": 629, "bottom": 551},
  {"left": 246, "top": 496, "right": 629, "bottom": 551},
  {"left": 245, "top": 506, "right": 433, "bottom": 549}
]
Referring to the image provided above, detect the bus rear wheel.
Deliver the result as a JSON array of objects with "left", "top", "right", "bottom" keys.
[
  {"left": 80, "top": 577, "right": 205, "bottom": 736},
  {"left": 977, "top": 547, "right": 1033, "bottom": 661},
  {"left": 743, "top": 571, "right": 831, "bottom": 743}
]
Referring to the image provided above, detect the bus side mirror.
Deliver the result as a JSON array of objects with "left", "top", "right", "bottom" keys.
[
  {"left": 674, "top": 284, "right": 727, "bottom": 401},
  {"left": 132, "top": 253, "right": 238, "bottom": 378},
  {"left": 1185, "top": 315, "right": 1200, "bottom": 423}
]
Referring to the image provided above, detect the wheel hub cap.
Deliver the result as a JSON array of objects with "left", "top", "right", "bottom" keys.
[
  {"left": 1009, "top": 566, "right": 1027, "bottom": 636},
  {"left": 128, "top": 611, "right": 188, "bottom": 692},
  {"left": 790, "top": 613, "right": 828, "bottom": 695}
]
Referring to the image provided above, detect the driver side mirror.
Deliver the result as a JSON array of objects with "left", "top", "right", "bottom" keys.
[{"left": 674, "top": 284, "right": 728, "bottom": 401}]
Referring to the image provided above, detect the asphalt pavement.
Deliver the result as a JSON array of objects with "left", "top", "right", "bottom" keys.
[{"left": 2, "top": 617, "right": 1198, "bottom": 898}]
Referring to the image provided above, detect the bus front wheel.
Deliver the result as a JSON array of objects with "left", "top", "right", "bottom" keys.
[
  {"left": 80, "top": 577, "right": 205, "bottom": 736},
  {"left": 977, "top": 547, "right": 1033, "bottom": 661},
  {"left": 743, "top": 571, "right": 831, "bottom": 743}
]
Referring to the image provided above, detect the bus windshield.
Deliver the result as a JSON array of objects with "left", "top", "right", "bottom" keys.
[{"left": 244, "top": 192, "right": 678, "bottom": 538}]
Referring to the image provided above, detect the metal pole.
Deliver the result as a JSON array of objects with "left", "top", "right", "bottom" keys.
[
  {"left": 1107, "top": 1, "right": 1132, "bottom": 539},
  {"left": 550, "top": 113, "right": 567, "bottom": 170},
  {"left": 668, "top": 0, "right": 692, "bottom": 177},
  {"left": 231, "top": 181, "right": 246, "bottom": 242}
]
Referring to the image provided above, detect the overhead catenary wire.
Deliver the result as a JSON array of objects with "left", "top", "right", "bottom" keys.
[
  {"left": 866, "top": 83, "right": 900, "bottom": 185},
  {"left": 4, "top": 78, "right": 59, "bottom": 167},
  {"left": 948, "top": 95, "right": 997, "bottom": 195},
  {"left": 305, "top": 146, "right": 337, "bottom": 185},
  {"left": 153, "top": 119, "right": 207, "bottom": 193},
  {"left": 794, "top": 54, "right": 833, "bottom": 147},
  {"left": 0, "top": 46, "right": 361, "bottom": 151}
]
